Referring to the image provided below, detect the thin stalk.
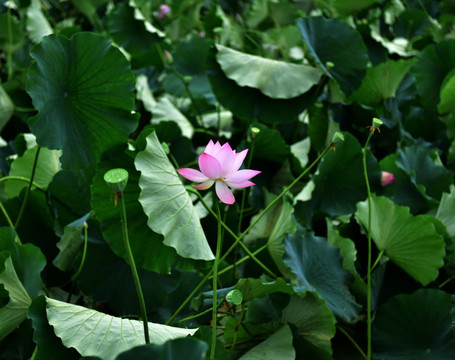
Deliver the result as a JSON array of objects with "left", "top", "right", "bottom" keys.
[
  {"left": 0, "top": 201, "right": 15, "bottom": 230},
  {"left": 370, "top": 250, "right": 384, "bottom": 273},
  {"left": 15, "top": 147, "right": 41, "bottom": 230},
  {"left": 362, "top": 131, "right": 374, "bottom": 360},
  {"left": 220, "top": 145, "right": 332, "bottom": 266},
  {"left": 166, "top": 271, "right": 211, "bottom": 325},
  {"left": 191, "top": 188, "right": 277, "bottom": 278},
  {"left": 214, "top": 244, "right": 268, "bottom": 279},
  {"left": 73, "top": 223, "right": 89, "bottom": 280},
  {"left": 6, "top": 8, "right": 13, "bottom": 80},
  {"left": 210, "top": 194, "right": 223, "bottom": 359},
  {"left": 118, "top": 193, "right": 150, "bottom": 344},
  {"left": 337, "top": 324, "right": 368, "bottom": 360},
  {"left": 0, "top": 176, "right": 44, "bottom": 190}
]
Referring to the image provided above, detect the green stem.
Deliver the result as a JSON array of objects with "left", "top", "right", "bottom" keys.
[
  {"left": 211, "top": 193, "right": 223, "bottom": 359},
  {"left": 73, "top": 222, "right": 89, "bottom": 280},
  {"left": 337, "top": 324, "right": 368, "bottom": 360},
  {"left": 190, "top": 188, "right": 277, "bottom": 278},
  {"left": 166, "top": 271, "right": 211, "bottom": 325},
  {"left": 370, "top": 250, "right": 384, "bottom": 273},
  {"left": 0, "top": 176, "right": 44, "bottom": 190},
  {"left": 362, "top": 131, "right": 374, "bottom": 360},
  {"left": 118, "top": 193, "right": 150, "bottom": 344},
  {"left": 6, "top": 8, "right": 13, "bottom": 80},
  {"left": 0, "top": 201, "right": 15, "bottom": 230},
  {"left": 15, "top": 147, "right": 41, "bottom": 230},
  {"left": 215, "top": 244, "right": 268, "bottom": 279}
]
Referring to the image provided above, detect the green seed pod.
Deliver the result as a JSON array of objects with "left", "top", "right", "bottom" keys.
[
  {"left": 226, "top": 289, "right": 243, "bottom": 305},
  {"left": 104, "top": 168, "right": 129, "bottom": 193}
]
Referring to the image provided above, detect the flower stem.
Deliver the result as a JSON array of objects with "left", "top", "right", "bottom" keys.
[
  {"left": 73, "top": 222, "right": 89, "bottom": 280},
  {"left": 167, "top": 144, "right": 332, "bottom": 325},
  {"left": 190, "top": 188, "right": 277, "bottom": 278},
  {"left": 15, "top": 146, "right": 41, "bottom": 230},
  {"left": 210, "top": 193, "right": 223, "bottom": 359},
  {"left": 362, "top": 131, "right": 374, "bottom": 360},
  {"left": 337, "top": 324, "right": 368, "bottom": 360},
  {"left": 118, "top": 192, "right": 150, "bottom": 344}
]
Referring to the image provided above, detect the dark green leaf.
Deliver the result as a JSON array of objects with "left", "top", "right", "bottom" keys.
[
  {"left": 115, "top": 338, "right": 208, "bottom": 360},
  {"left": 373, "top": 289, "right": 455, "bottom": 359},
  {"left": 297, "top": 17, "right": 368, "bottom": 95},
  {"left": 283, "top": 230, "right": 361, "bottom": 322},
  {"left": 27, "top": 33, "right": 138, "bottom": 169}
]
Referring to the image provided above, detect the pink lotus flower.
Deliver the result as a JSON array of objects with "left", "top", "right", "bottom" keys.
[
  {"left": 158, "top": 4, "right": 171, "bottom": 19},
  {"left": 381, "top": 171, "right": 395, "bottom": 186},
  {"left": 177, "top": 140, "right": 261, "bottom": 205}
]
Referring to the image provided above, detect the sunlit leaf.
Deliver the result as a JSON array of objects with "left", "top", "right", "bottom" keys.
[
  {"left": 0, "top": 84, "right": 14, "bottom": 132},
  {"left": 26, "top": 33, "right": 138, "bottom": 169},
  {"left": 438, "top": 69, "right": 455, "bottom": 113},
  {"left": 46, "top": 297, "right": 198, "bottom": 360},
  {"left": 25, "top": 0, "right": 53, "bottom": 43},
  {"left": 135, "top": 131, "right": 214, "bottom": 261},
  {"left": 215, "top": 44, "right": 322, "bottom": 99},
  {"left": 283, "top": 229, "right": 362, "bottom": 323},
  {"left": 27, "top": 296, "right": 80, "bottom": 360},
  {"left": 436, "top": 187, "right": 455, "bottom": 239},
  {"left": 356, "top": 195, "right": 445, "bottom": 286},
  {"left": 373, "top": 289, "right": 455, "bottom": 359}
]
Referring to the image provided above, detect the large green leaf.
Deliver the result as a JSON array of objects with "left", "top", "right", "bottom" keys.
[
  {"left": 373, "top": 289, "right": 455, "bottom": 359},
  {"left": 26, "top": 32, "right": 138, "bottom": 169},
  {"left": 283, "top": 230, "right": 361, "bottom": 323},
  {"left": 0, "top": 252, "right": 32, "bottom": 341},
  {"left": 239, "top": 325, "right": 295, "bottom": 360},
  {"left": 115, "top": 338, "right": 208, "bottom": 360},
  {"left": 281, "top": 293, "right": 336, "bottom": 359},
  {"left": 351, "top": 59, "right": 416, "bottom": 106},
  {"left": 355, "top": 195, "right": 445, "bottom": 286},
  {"left": 45, "top": 297, "right": 197, "bottom": 360},
  {"left": 333, "top": 0, "right": 380, "bottom": 15},
  {"left": 207, "top": 48, "right": 320, "bottom": 124},
  {"left": 135, "top": 131, "right": 214, "bottom": 261},
  {"left": 215, "top": 44, "right": 323, "bottom": 99},
  {"left": 5, "top": 145, "right": 61, "bottom": 198},
  {"left": 297, "top": 17, "right": 368, "bottom": 95},
  {"left": 91, "top": 147, "right": 181, "bottom": 273}
]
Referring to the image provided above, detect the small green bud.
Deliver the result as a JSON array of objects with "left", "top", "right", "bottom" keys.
[
  {"left": 161, "top": 142, "right": 170, "bottom": 155},
  {"left": 331, "top": 131, "right": 345, "bottom": 144},
  {"left": 226, "top": 289, "right": 243, "bottom": 305},
  {"left": 251, "top": 127, "right": 260, "bottom": 139},
  {"left": 183, "top": 75, "right": 192, "bottom": 84},
  {"left": 326, "top": 61, "right": 335, "bottom": 68},
  {"left": 104, "top": 168, "right": 129, "bottom": 193}
]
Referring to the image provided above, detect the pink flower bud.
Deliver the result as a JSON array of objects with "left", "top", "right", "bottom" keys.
[
  {"left": 381, "top": 171, "right": 395, "bottom": 186},
  {"left": 158, "top": 4, "right": 171, "bottom": 19}
]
